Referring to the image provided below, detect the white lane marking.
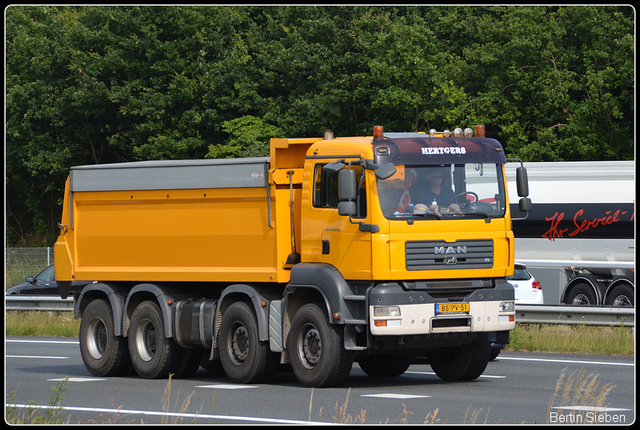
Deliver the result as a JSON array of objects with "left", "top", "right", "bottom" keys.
[
  {"left": 195, "top": 384, "right": 259, "bottom": 390},
  {"left": 6, "top": 355, "right": 68, "bottom": 360},
  {"left": 6, "top": 339, "right": 79, "bottom": 344},
  {"left": 406, "top": 371, "right": 506, "bottom": 379},
  {"left": 496, "top": 356, "right": 634, "bottom": 367},
  {"left": 47, "top": 378, "right": 106, "bottom": 382},
  {"left": 361, "top": 393, "right": 430, "bottom": 399},
  {"left": 5, "top": 404, "right": 324, "bottom": 425}
]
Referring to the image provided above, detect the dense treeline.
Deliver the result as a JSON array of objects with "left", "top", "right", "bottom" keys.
[{"left": 5, "top": 5, "right": 634, "bottom": 245}]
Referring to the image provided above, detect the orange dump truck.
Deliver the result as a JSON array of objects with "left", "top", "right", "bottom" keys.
[{"left": 54, "top": 125, "right": 530, "bottom": 387}]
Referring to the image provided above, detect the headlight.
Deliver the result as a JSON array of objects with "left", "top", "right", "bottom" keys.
[
  {"left": 499, "top": 302, "right": 515, "bottom": 312},
  {"left": 373, "top": 306, "right": 401, "bottom": 317}
]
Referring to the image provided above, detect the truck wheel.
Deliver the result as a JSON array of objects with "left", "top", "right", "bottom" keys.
[
  {"left": 79, "top": 298, "right": 132, "bottom": 377},
  {"left": 427, "top": 333, "right": 490, "bottom": 381},
  {"left": 288, "top": 303, "right": 354, "bottom": 387},
  {"left": 219, "top": 301, "right": 278, "bottom": 384},
  {"left": 357, "top": 353, "right": 412, "bottom": 377},
  {"left": 605, "top": 285, "right": 634, "bottom": 307},
  {"left": 565, "top": 283, "right": 597, "bottom": 305},
  {"left": 128, "top": 300, "right": 178, "bottom": 379}
]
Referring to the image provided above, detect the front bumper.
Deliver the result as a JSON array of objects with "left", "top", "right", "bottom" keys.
[{"left": 368, "top": 280, "right": 515, "bottom": 336}]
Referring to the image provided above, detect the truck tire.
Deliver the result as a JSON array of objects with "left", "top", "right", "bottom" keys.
[
  {"left": 605, "top": 285, "right": 634, "bottom": 307},
  {"left": 128, "top": 300, "right": 179, "bottom": 379},
  {"left": 219, "top": 301, "right": 278, "bottom": 384},
  {"left": 79, "top": 298, "right": 132, "bottom": 377},
  {"left": 288, "top": 303, "right": 354, "bottom": 387},
  {"left": 357, "top": 353, "right": 412, "bottom": 378},
  {"left": 565, "top": 283, "right": 597, "bottom": 305},
  {"left": 427, "top": 333, "right": 490, "bottom": 381}
]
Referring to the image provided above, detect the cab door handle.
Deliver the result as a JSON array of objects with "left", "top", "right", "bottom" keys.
[{"left": 322, "top": 240, "right": 330, "bottom": 254}]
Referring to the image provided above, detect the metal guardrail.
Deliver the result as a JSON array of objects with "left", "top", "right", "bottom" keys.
[
  {"left": 516, "top": 304, "right": 634, "bottom": 327},
  {"left": 5, "top": 296, "right": 74, "bottom": 312},
  {"left": 5, "top": 296, "right": 634, "bottom": 327}
]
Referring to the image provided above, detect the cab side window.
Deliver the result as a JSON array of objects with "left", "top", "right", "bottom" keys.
[{"left": 313, "top": 164, "right": 367, "bottom": 218}]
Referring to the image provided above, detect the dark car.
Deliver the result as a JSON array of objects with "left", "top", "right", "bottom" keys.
[{"left": 6, "top": 264, "right": 93, "bottom": 296}]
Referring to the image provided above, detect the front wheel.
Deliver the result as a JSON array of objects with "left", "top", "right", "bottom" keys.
[
  {"left": 427, "top": 333, "right": 490, "bottom": 381},
  {"left": 79, "top": 298, "right": 132, "bottom": 376},
  {"left": 288, "top": 303, "right": 354, "bottom": 387}
]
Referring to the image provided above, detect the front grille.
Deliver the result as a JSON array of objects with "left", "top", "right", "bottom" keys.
[{"left": 406, "top": 239, "right": 493, "bottom": 271}]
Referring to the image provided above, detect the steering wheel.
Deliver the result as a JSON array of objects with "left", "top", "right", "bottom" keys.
[{"left": 448, "top": 191, "right": 478, "bottom": 208}]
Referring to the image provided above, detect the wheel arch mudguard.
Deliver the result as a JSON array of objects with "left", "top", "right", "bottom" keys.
[
  {"left": 123, "top": 283, "right": 176, "bottom": 338},
  {"left": 287, "top": 263, "right": 360, "bottom": 325},
  {"left": 75, "top": 282, "right": 128, "bottom": 337},
  {"left": 604, "top": 276, "right": 634, "bottom": 302},
  {"left": 214, "top": 284, "right": 273, "bottom": 343}
]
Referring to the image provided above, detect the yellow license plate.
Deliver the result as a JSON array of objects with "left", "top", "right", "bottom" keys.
[{"left": 436, "top": 303, "right": 470, "bottom": 314}]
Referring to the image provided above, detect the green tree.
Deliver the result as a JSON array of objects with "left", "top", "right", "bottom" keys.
[{"left": 5, "top": 5, "right": 634, "bottom": 245}]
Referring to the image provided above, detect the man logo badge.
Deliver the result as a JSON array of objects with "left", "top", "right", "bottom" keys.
[{"left": 445, "top": 255, "right": 458, "bottom": 265}]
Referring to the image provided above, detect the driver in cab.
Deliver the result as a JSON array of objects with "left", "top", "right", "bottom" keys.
[{"left": 411, "top": 168, "right": 457, "bottom": 213}]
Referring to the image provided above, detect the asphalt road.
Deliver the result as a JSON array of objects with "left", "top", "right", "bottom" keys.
[{"left": 5, "top": 336, "right": 635, "bottom": 425}]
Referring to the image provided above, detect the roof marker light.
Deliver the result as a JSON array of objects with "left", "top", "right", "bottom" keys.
[{"left": 475, "top": 125, "right": 485, "bottom": 137}]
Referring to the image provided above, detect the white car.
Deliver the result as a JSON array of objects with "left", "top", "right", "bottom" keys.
[{"left": 508, "top": 263, "right": 544, "bottom": 305}]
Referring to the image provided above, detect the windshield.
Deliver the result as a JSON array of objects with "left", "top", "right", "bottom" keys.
[{"left": 378, "top": 163, "right": 506, "bottom": 220}]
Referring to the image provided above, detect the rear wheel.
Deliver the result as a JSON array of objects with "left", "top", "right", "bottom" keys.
[
  {"left": 565, "top": 283, "right": 597, "bottom": 305},
  {"left": 219, "top": 301, "right": 279, "bottom": 384},
  {"left": 357, "top": 353, "right": 412, "bottom": 378},
  {"left": 128, "top": 300, "right": 178, "bottom": 379},
  {"left": 288, "top": 303, "right": 354, "bottom": 387},
  {"left": 605, "top": 284, "right": 634, "bottom": 307},
  {"left": 79, "top": 298, "right": 132, "bottom": 376},
  {"left": 427, "top": 333, "right": 490, "bottom": 381}
]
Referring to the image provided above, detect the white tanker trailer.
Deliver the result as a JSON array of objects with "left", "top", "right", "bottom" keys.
[{"left": 506, "top": 160, "right": 634, "bottom": 307}]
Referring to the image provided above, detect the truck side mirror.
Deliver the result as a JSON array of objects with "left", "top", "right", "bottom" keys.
[
  {"left": 375, "top": 163, "right": 396, "bottom": 180},
  {"left": 338, "top": 169, "right": 356, "bottom": 201},
  {"left": 338, "top": 201, "right": 356, "bottom": 216},
  {"left": 519, "top": 197, "right": 532, "bottom": 213},
  {"left": 323, "top": 160, "right": 346, "bottom": 174},
  {"left": 516, "top": 166, "right": 529, "bottom": 197}
]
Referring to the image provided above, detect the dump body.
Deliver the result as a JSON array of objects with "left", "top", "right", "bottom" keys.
[
  {"left": 55, "top": 127, "right": 527, "bottom": 387},
  {"left": 55, "top": 157, "right": 293, "bottom": 284}
]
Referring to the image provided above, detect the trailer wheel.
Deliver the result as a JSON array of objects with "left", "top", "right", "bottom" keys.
[
  {"left": 79, "top": 298, "right": 132, "bottom": 377},
  {"left": 565, "top": 283, "right": 597, "bottom": 305},
  {"left": 427, "top": 333, "right": 490, "bottom": 381},
  {"left": 357, "top": 353, "right": 412, "bottom": 378},
  {"left": 128, "top": 300, "right": 179, "bottom": 379},
  {"left": 288, "top": 303, "right": 354, "bottom": 387},
  {"left": 605, "top": 285, "right": 634, "bottom": 307},
  {"left": 219, "top": 301, "right": 278, "bottom": 384}
]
